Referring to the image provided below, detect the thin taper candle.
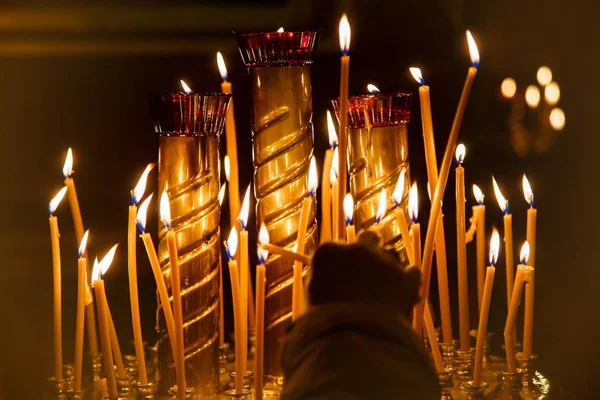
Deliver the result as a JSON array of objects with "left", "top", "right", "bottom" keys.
[
  {"left": 337, "top": 14, "right": 351, "bottom": 241},
  {"left": 73, "top": 230, "right": 89, "bottom": 392},
  {"left": 473, "top": 184, "right": 486, "bottom": 312},
  {"left": 455, "top": 145, "right": 470, "bottom": 351},
  {"left": 493, "top": 177, "right": 514, "bottom": 309},
  {"left": 255, "top": 225, "right": 269, "bottom": 400},
  {"left": 504, "top": 242, "right": 529, "bottom": 372}
]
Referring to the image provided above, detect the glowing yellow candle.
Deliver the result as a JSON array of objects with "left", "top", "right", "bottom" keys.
[
  {"left": 493, "top": 177, "right": 514, "bottom": 309},
  {"left": 418, "top": 31, "right": 479, "bottom": 330},
  {"left": 225, "top": 228, "right": 244, "bottom": 394},
  {"left": 73, "top": 230, "right": 89, "bottom": 391},
  {"left": 472, "top": 184, "right": 486, "bottom": 312},
  {"left": 504, "top": 242, "right": 529, "bottom": 372},
  {"left": 455, "top": 144, "right": 470, "bottom": 351},
  {"left": 237, "top": 185, "right": 251, "bottom": 373},
  {"left": 344, "top": 193, "right": 356, "bottom": 243},
  {"left": 218, "top": 184, "right": 227, "bottom": 347},
  {"left": 331, "top": 148, "right": 340, "bottom": 241},
  {"left": 392, "top": 170, "right": 413, "bottom": 262},
  {"left": 320, "top": 111, "right": 338, "bottom": 244},
  {"left": 474, "top": 230, "right": 499, "bottom": 385},
  {"left": 375, "top": 188, "right": 388, "bottom": 240},
  {"left": 408, "top": 183, "right": 422, "bottom": 336},
  {"left": 48, "top": 187, "right": 67, "bottom": 381},
  {"left": 337, "top": 14, "right": 351, "bottom": 241},
  {"left": 522, "top": 175, "right": 537, "bottom": 358},
  {"left": 255, "top": 225, "right": 269, "bottom": 400}
]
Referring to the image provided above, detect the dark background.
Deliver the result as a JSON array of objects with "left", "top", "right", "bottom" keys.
[{"left": 0, "top": 0, "right": 594, "bottom": 398}]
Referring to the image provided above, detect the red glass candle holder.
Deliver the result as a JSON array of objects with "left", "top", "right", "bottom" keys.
[
  {"left": 331, "top": 92, "right": 413, "bottom": 129},
  {"left": 235, "top": 30, "right": 320, "bottom": 67}
]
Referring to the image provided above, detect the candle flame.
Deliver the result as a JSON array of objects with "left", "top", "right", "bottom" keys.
[
  {"left": 218, "top": 183, "right": 227, "bottom": 206},
  {"left": 522, "top": 174, "right": 534, "bottom": 207},
  {"left": 466, "top": 30, "right": 480, "bottom": 67},
  {"left": 159, "top": 190, "right": 171, "bottom": 230},
  {"left": 91, "top": 258, "right": 100, "bottom": 286},
  {"left": 327, "top": 110, "right": 339, "bottom": 148},
  {"left": 525, "top": 85, "right": 540, "bottom": 108},
  {"left": 392, "top": 169, "right": 406, "bottom": 206},
  {"left": 131, "top": 163, "right": 155, "bottom": 205},
  {"left": 180, "top": 80, "right": 193, "bottom": 94},
  {"left": 376, "top": 188, "right": 387, "bottom": 224},
  {"left": 492, "top": 176, "right": 509, "bottom": 213},
  {"left": 537, "top": 66, "right": 552, "bottom": 86},
  {"left": 216, "top": 52, "right": 228, "bottom": 81},
  {"left": 550, "top": 107, "right": 565, "bottom": 131},
  {"left": 501, "top": 77, "right": 517, "bottom": 99},
  {"left": 62, "top": 148, "right": 74, "bottom": 178},
  {"left": 277, "top": 27, "right": 284, "bottom": 33},
  {"left": 489, "top": 228, "right": 500, "bottom": 266},
  {"left": 135, "top": 194, "right": 153, "bottom": 232},
  {"left": 544, "top": 82, "right": 560, "bottom": 106},
  {"left": 308, "top": 156, "right": 318, "bottom": 196},
  {"left": 408, "top": 182, "right": 419, "bottom": 222},
  {"left": 343, "top": 193, "right": 354, "bottom": 224},
  {"left": 339, "top": 14, "right": 351, "bottom": 54},
  {"left": 455, "top": 143, "right": 466, "bottom": 164},
  {"left": 520, "top": 241, "right": 530, "bottom": 265},
  {"left": 238, "top": 184, "right": 251, "bottom": 230},
  {"left": 224, "top": 155, "right": 231, "bottom": 182},
  {"left": 48, "top": 186, "right": 68, "bottom": 216},
  {"left": 409, "top": 67, "right": 425, "bottom": 85},
  {"left": 367, "top": 84, "right": 380, "bottom": 94},
  {"left": 98, "top": 244, "right": 119, "bottom": 277},
  {"left": 257, "top": 223, "right": 270, "bottom": 264},
  {"left": 225, "top": 227, "right": 238, "bottom": 259},
  {"left": 78, "top": 230, "right": 89, "bottom": 258},
  {"left": 472, "top": 184, "right": 484, "bottom": 205}
]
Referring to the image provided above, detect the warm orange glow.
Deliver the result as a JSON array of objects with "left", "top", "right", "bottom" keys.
[
  {"left": 92, "top": 244, "right": 119, "bottom": 282},
  {"left": 218, "top": 183, "right": 227, "bottom": 206},
  {"left": 78, "top": 230, "right": 89, "bottom": 258},
  {"left": 455, "top": 143, "right": 466, "bottom": 164},
  {"left": 132, "top": 163, "right": 155, "bottom": 205},
  {"left": 277, "top": 27, "right": 284, "bottom": 33},
  {"left": 159, "top": 190, "right": 171, "bottom": 229},
  {"left": 408, "top": 182, "right": 419, "bottom": 222},
  {"left": 466, "top": 30, "right": 480, "bottom": 67},
  {"left": 492, "top": 176, "right": 508, "bottom": 213},
  {"left": 224, "top": 155, "right": 231, "bottom": 182},
  {"left": 520, "top": 241, "right": 530, "bottom": 264},
  {"left": 308, "top": 156, "right": 318, "bottom": 196},
  {"left": 225, "top": 227, "right": 238, "bottom": 259},
  {"left": 522, "top": 174, "right": 534, "bottom": 206},
  {"left": 525, "top": 85, "right": 540, "bottom": 108},
  {"left": 258, "top": 223, "right": 270, "bottom": 263},
  {"left": 343, "top": 193, "right": 354, "bottom": 224},
  {"left": 180, "top": 80, "right": 192, "bottom": 94},
  {"left": 62, "top": 148, "right": 74, "bottom": 178},
  {"left": 367, "top": 84, "right": 380, "bottom": 94},
  {"left": 216, "top": 52, "right": 228, "bottom": 81},
  {"left": 331, "top": 147, "right": 339, "bottom": 181},
  {"left": 327, "top": 111, "right": 339, "bottom": 147},
  {"left": 376, "top": 188, "right": 387, "bottom": 224},
  {"left": 501, "top": 77, "right": 517, "bottom": 99},
  {"left": 392, "top": 169, "right": 406, "bottom": 206},
  {"left": 238, "top": 184, "right": 251, "bottom": 229},
  {"left": 49, "top": 186, "right": 68, "bottom": 215},
  {"left": 489, "top": 228, "right": 500, "bottom": 265},
  {"left": 544, "top": 81, "right": 560, "bottom": 105},
  {"left": 135, "top": 194, "right": 153, "bottom": 232},
  {"left": 409, "top": 67, "right": 424, "bottom": 85},
  {"left": 550, "top": 107, "right": 565, "bottom": 131},
  {"left": 339, "top": 14, "right": 351, "bottom": 54},
  {"left": 473, "top": 184, "right": 484, "bottom": 205},
  {"left": 537, "top": 66, "right": 552, "bottom": 86}
]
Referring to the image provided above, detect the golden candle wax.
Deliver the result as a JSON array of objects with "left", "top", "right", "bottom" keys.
[
  {"left": 504, "top": 242, "right": 529, "bottom": 373},
  {"left": 225, "top": 228, "right": 244, "bottom": 394},
  {"left": 522, "top": 175, "right": 537, "bottom": 358},
  {"left": 337, "top": 14, "right": 351, "bottom": 241},
  {"left": 493, "top": 177, "right": 515, "bottom": 309},
  {"left": 472, "top": 184, "right": 486, "bottom": 312},
  {"left": 255, "top": 225, "right": 270, "bottom": 400},
  {"left": 392, "top": 170, "right": 413, "bottom": 262},
  {"left": 259, "top": 243, "right": 311, "bottom": 265},
  {"left": 344, "top": 193, "right": 356, "bottom": 243},
  {"left": 237, "top": 186, "right": 251, "bottom": 372},
  {"left": 73, "top": 230, "right": 89, "bottom": 391},
  {"left": 320, "top": 111, "right": 338, "bottom": 244},
  {"left": 408, "top": 183, "right": 422, "bottom": 336},
  {"left": 331, "top": 148, "right": 340, "bottom": 241},
  {"left": 455, "top": 145, "right": 470, "bottom": 351}
]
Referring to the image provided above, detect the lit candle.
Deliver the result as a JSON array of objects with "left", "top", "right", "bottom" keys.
[
  {"left": 523, "top": 175, "right": 537, "bottom": 266},
  {"left": 127, "top": 164, "right": 154, "bottom": 385},
  {"left": 73, "top": 230, "right": 89, "bottom": 391},
  {"left": 225, "top": 228, "right": 244, "bottom": 394},
  {"left": 418, "top": 31, "right": 479, "bottom": 330},
  {"left": 473, "top": 229, "right": 499, "bottom": 385},
  {"left": 218, "top": 183, "right": 227, "bottom": 347},
  {"left": 255, "top": 224, "right": 270, "bottom": 400},
  {"left": 375, "top": 188, "right": 387, "bottom": 242},
  {"left": 48, "top": 187, "right": 67, "bottom": 381},
  {"left": 320, "top": 111, "right": 338, "bottom": 244},
  {"left": 62, "top": 148, "right": 99, "bottom": 358},
  {"left": 392, "top": 170, "right": 413, "bottom": 262},
  {"left": 218, "top": 53, "right": 241, "bottom": 228},
  {"left": 237, "top": 185, "right": 251, "bottom": 372},
  {"left": 224, "top": 156, "right": 239, "bottom": 232},
  {"left": 337, "top": 14, "right": 351, "bottom": 241},
  {"left": 160, "top": 191, "right": 186, "bottom": 399},
  {"left": 344, "top": 193, "right": 356, "bottom": 243},
  {"left": 472, "top": 184, "right": 486, "bottom": 312},
  {"left": 504, "top": 242, "right": 529, "bottom": 372},
  {"left": 493, "top": 177, "right": 514, "bottom": 309},
  {"left": 409, "top": 183, "right": 423, "bottom": 336},
  {"left": 136, "top": 195, "right": 179, "bottom": 385},
  {"left": 455, "top": 144, "right": 470, "bottom": 351},
  {"left": 92, "top": 246, "right": 119, "bottom": 400},
  {"left": 331, "top": 148, "right": 340, "bottom": 241},
  {"left": 522, "top": 175, "right": 537, "bottom": 358}
]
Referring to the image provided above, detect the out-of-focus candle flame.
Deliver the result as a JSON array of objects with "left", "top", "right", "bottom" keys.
[
  {"left": 218, "top": 183, "right": 227, "bottom": 206},
  {"left": 132, "top": 163, "right": 155, "bottom": 205},
  {"left": 180, "top": 80, "right": 193, "bottom": 94},
  {"left": 49, "top": 186, "right": 68, "bottom": 216},
  {"left": 63, "top": 148, "right": 74, "bottom": 178},
  {"left": 492, "top": 176, "right": 509, "bottom": 214},
  {"left": 501, "top": 77, "right": 517, "bottom": 99},
  {"left": 225, "top": 227, "right": 238, "bottom": 259},
  {"left": 92, "top": 244, "right": 118, "bottom": 283},
  {"left": 466, "top": 30, "right": 480, "bottom": 67},
  {"left": 392, "top": 169, "right": 405, "bottom": 206},
  {"left": 489, "top": 228, "right": 500, "bottom": 266},
  {"left": 224, "top": 156, "right": 231, "bottom": 182},
  {"left": 339, "top": 14, "right": 351, "bottom": 55},
  {"left": 327, "top": 110, "right": 339, "bottom": 148},
  {"left": 136, "top": 194, "right": 153, "bottom": 232},
  {"left": 525, "top": 85, "right": 540, "bottom": 108},
  {"left": 544, "top": 81, "right": 560, "bottom": 105},
  {"left": 78, "top": 230, "right": 89, "bottom": 258},
  {"left": 216, "top": 52, "right": 228, "bottom": 81},
  {"left": 473, "top": 184, "right": 484, "bottom": 205},
  {"left": 376, "top": 188, "right": 387, "bottom": 224},
  {"left": 367, "top": 84, "right": 380, "bottom": 94},
  {"left": 308, "top": 156, "right": 318, "bottom": 196},
  {"left": 537, "top": 66, "right": 552, "bottom": 86},
  {"left": 238, "top": 184, "right": 251, "bottom": 230},
  {"left": 258, "top": 223, "right": 270, "bottom": 264},
  {"left": 522, "top": 174, "right": 534, "bottom": 207},
  {"left": 159, "top": 190, "right": 171, "bottom": 230},
  {"left": 343, "top": 193, "right": 354, "bottom": 224},
  {"left": 550, "top": 107, "right": 565, "bottom": 131},
  {"left": 408, "top": 182, "right": 419, "bottom": 222},
  {"left": 520, "top": 241, "right": 530, "bottom": 265},
  {"left": 456, "top": 143, "right": 466, "bottom": 164},
  {"left": 277, "top": 27, "right": 284, "bottom": 33},
  {"left": 409, "top": 67, "right": 425, "bottom": 85}
]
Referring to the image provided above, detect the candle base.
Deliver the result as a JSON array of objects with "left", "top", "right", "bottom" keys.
[
  {"left": 90, "top": 354, "right": 103, "bottom": 383},
  {"left": 116, "top": 374, "right": 133, "bottom": 398},
  {"left": 516, "top": 353, "right": 550, "bottom": 398},
  {"left": 496, "top": 370, "right": 525, "bottom": 399},
  {"left": 46, "top": 376, "right": 73, "bottom": 400},
  {"left": 461, "top": 381, "right": 489, "bottom": 400},
  {"left": 168, "top": 386, "right": 200, "bottom": 399},
  {"left": 132, "top": 380, "right": 157, "bottom": 400},
  {"left": 123, "top": 354, "right": 138, "bottom": 379},
  {"left": 440, "top": 341, "right": 458, "bottom": 371},
  {"left": 227, "top": 371, "right": 254, "bottom": 391},
  {"left": 223, "top": 388, "right": 251, "bottom": 399},
  {"left": 454, "top": 348, "right": 475, "bottom": 388},
  {"left": 65, "top": 389, "right": 84, "bottom": 400},
  {"left": 438, "top": 369, "right": 455, "bottom": 400}
]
